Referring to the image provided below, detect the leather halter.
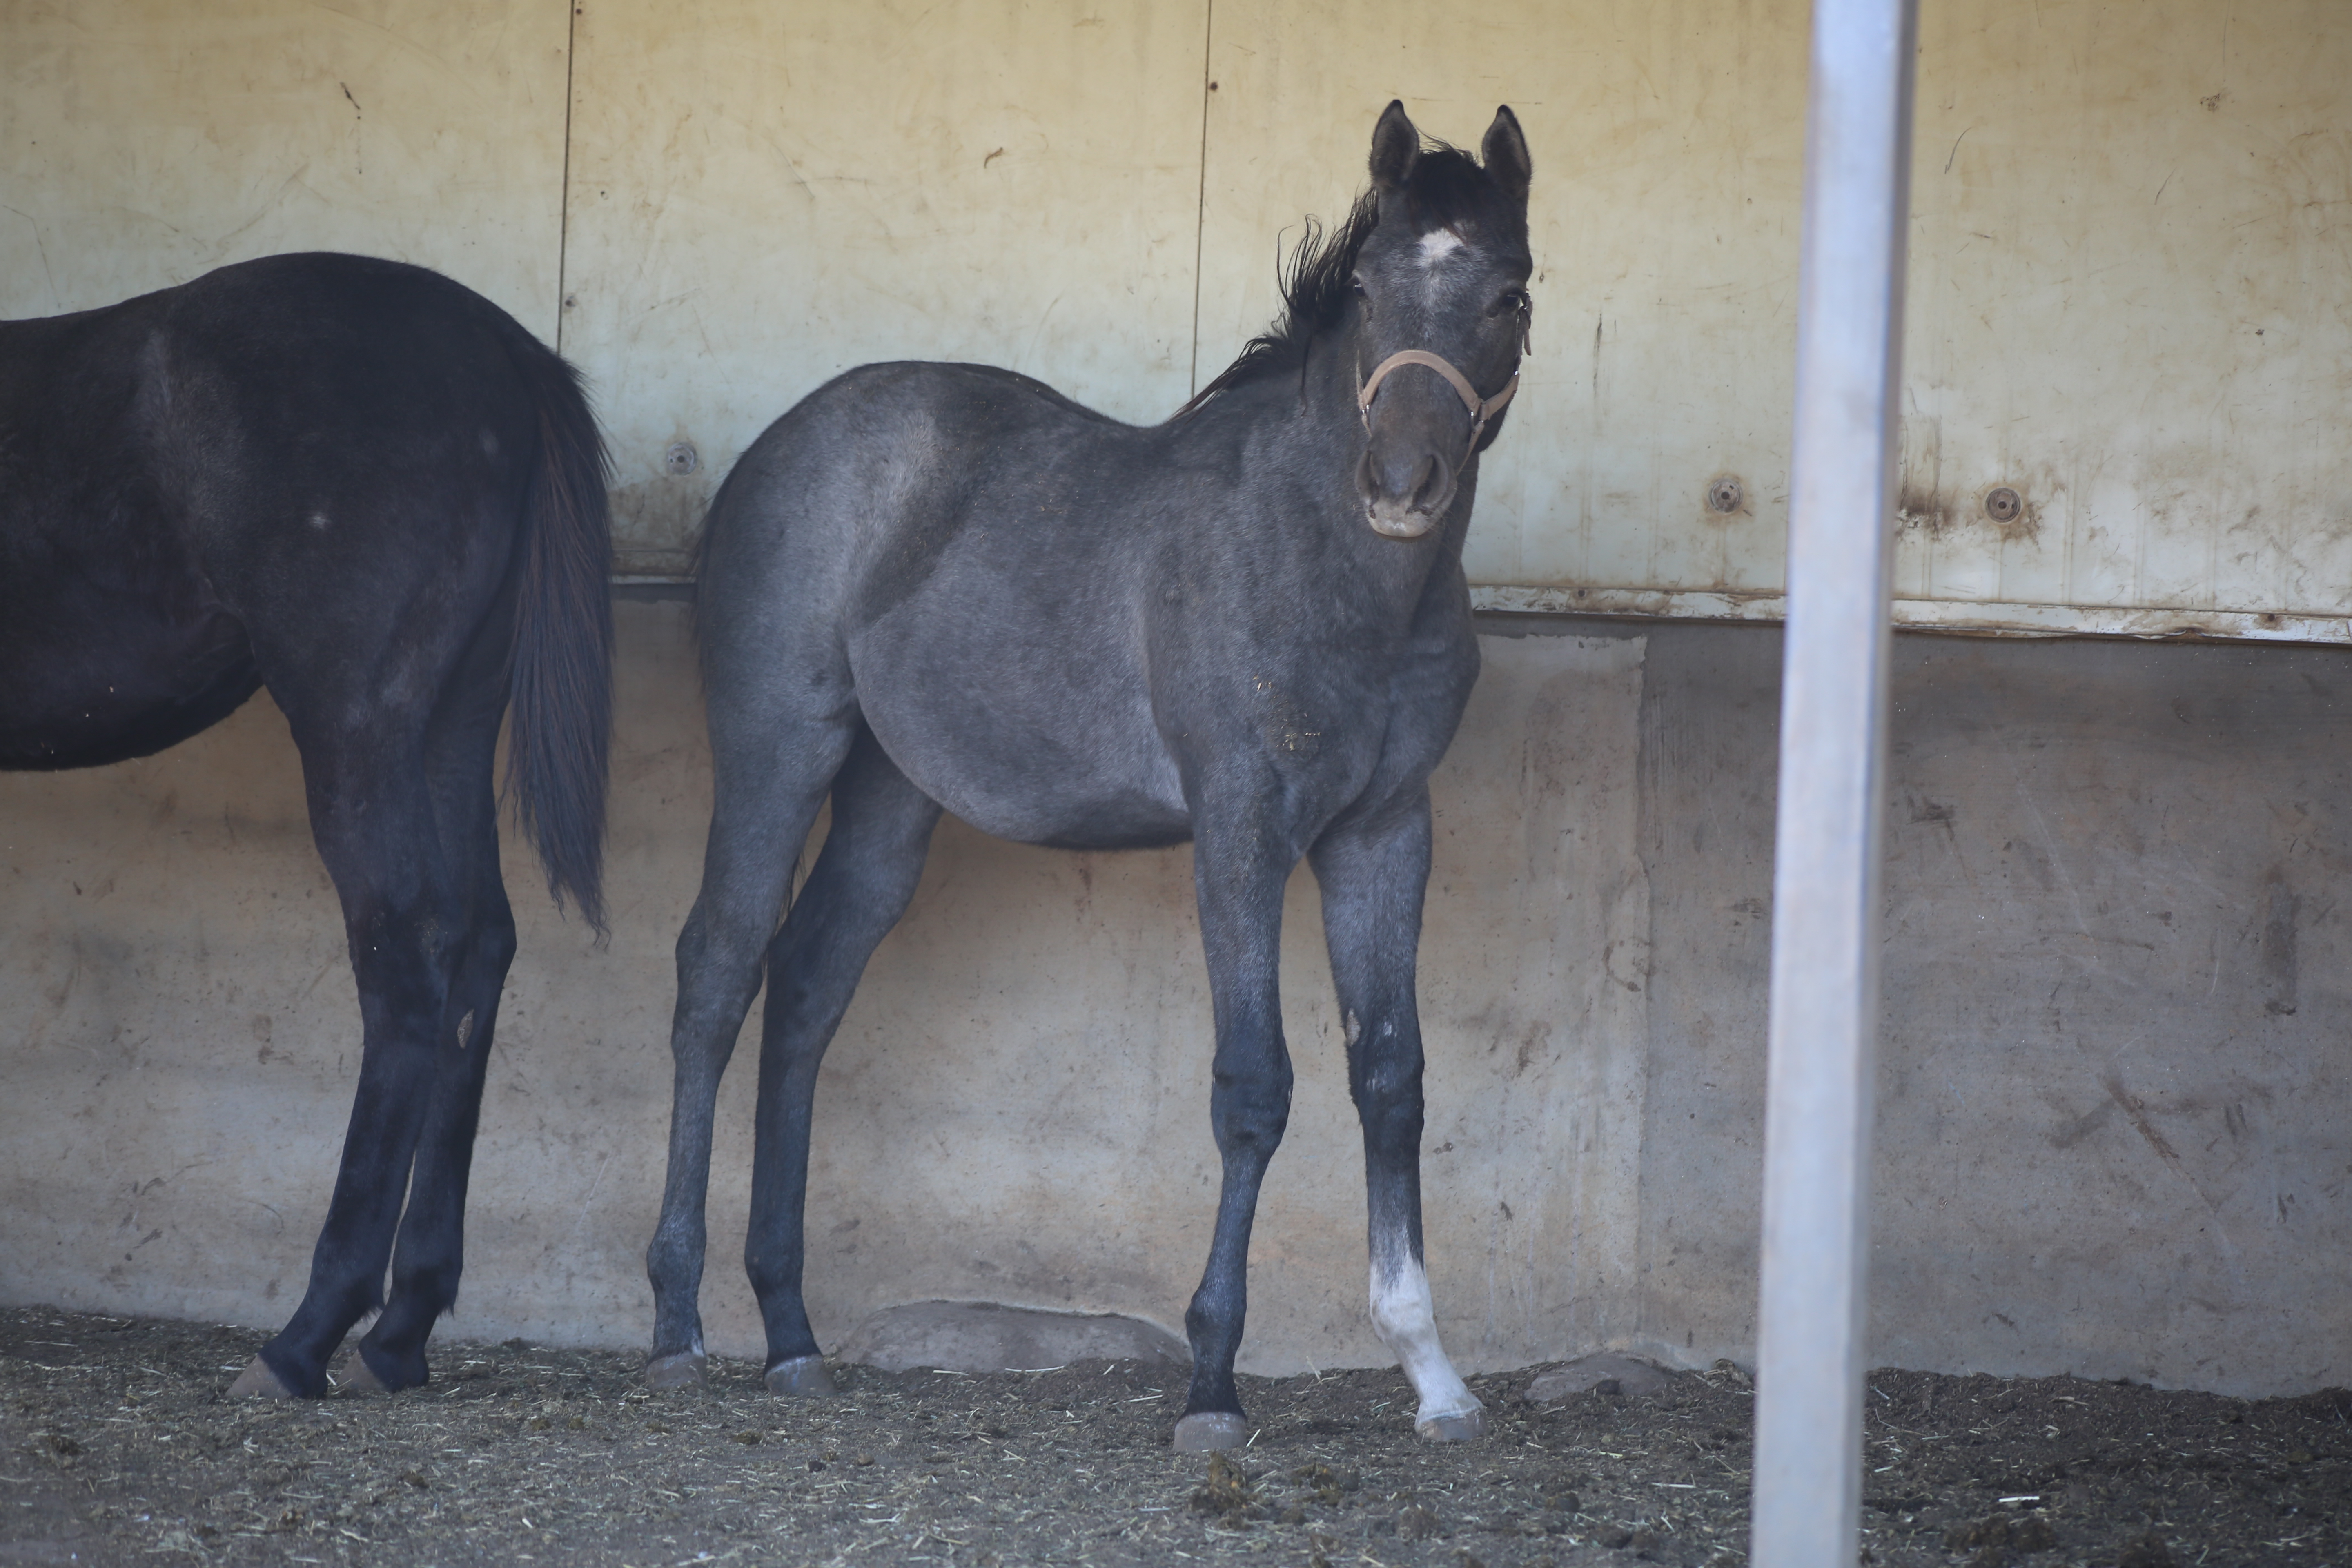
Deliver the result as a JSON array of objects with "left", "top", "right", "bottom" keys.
[{"left": 1355, "top": 348, "right": 1520, "bottom": 463}]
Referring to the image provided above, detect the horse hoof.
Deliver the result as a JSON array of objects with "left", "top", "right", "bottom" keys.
[
  {"left": 1416, "top": 1404, "right": 1487, "bottom": 1443},
  {"left": 646, "top": 1352, "right": 708, "bottom": 1390},
  {"left": 328, "top": 1353, "right": 391, "bottom": 1396},
  {"left": 1172, "top": 1412, "right": 1249, "bottom": 1452},
  {"left": 226, "top": 1356, "right": 296, "bottom": 1400},
  {"left": 764, "top": 1355, "right": 838, "bottom": 1397}
]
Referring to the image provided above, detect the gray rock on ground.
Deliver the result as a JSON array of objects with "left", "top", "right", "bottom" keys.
[
  {"left": 834, "top": 1301, "right": 1189, "bottom": 1374},
  {"left": 1523, "top": 1352, "right": 1681, "bottom": 1403}
]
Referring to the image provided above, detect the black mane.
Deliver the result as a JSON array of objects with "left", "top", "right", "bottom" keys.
[{"left": 1175, "top": 143, "right": 1524, "bottom": 419}]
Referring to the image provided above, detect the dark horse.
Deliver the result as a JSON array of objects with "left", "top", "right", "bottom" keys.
[
  {"left": 0, "top": 253, "right": 612, "bottom": 1400},
  {"left": 646, "top": 102, "right": 1531, "bottom": 1449}
]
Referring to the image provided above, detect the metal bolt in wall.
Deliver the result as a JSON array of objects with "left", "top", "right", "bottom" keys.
[
  {"left": 1707, "top": 476, "right": 1746, "bottom": 514},
  {"left": 1984, "top": 486, "right": 2022, "bottom": 524},
  {"left": 664, "top": 442, "right": 700, "bottom": 477}
]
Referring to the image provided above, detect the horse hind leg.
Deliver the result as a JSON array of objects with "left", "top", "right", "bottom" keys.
[
  {"left": 1310, "top": 797, "right": 1484, "bottom": 1441},
  {"left": 335, "top": 675, "right": 518, "bottom": 1394},
  {"left": 744, "top": 724, "right": 941, "bottom": 1394},
  {"left": 644, "top": 714, "right": 859, "bottom": 1388},
  {"left": 228, "top": 726, "right": 466, "bottom": 1399}
]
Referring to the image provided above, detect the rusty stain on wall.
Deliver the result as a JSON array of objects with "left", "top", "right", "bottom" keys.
[{"left": 1895, "top": 0, "right": 2352, "bottom": 627}]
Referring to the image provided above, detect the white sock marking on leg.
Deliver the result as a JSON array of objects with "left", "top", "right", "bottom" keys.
[{"left": 1369, "top": 1234, "right": 1479, "bottom": 1426}]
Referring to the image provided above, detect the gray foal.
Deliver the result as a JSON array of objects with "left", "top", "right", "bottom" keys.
[{"left": 644, "top": 101, "right": 1534, "bottom": 1450}]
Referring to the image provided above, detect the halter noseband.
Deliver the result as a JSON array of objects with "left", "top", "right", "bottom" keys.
[{"left": 1355, "top": 348, "right": 1521, "bottom": 464}]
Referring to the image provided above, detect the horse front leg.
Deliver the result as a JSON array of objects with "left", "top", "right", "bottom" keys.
[
  {"left": 1310, "top": 792, "right": 1483, "bottom": 1441},
  {"left": 1174, "top": 809, "right": 1297, "bottom": 1452}
]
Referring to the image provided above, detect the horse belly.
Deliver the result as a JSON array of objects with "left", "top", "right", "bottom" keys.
[
  {"left": 964, "top": 776, "right": 1194, "bottom": 851},
  {"left": 863, "top": 691, "right": 1191, "bottom": 851},
  {"left": 0, "top": 600, "right": 258, "bottom": 770}
]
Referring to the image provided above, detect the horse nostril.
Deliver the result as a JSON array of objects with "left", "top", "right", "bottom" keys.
[
  {"left": 1410, "top": 453, "right": 1451, "bottom": 512},
  {"left": 1361, "top": 443, "right": 1453, "bottom": 512},
  {"left": 1365, "top": 445, "right": 1421, "bottom": 503}
]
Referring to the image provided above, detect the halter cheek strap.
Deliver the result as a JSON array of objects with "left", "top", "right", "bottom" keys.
[{"left": 1355, "top": 349, "right": 1521, "bottom": 461}]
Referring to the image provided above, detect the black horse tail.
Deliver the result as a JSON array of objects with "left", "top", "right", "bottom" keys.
[{"left": 503, "top": 334, "right": 615, "bottom": 935}]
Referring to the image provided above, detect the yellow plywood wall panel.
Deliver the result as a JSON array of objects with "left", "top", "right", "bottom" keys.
[
  {"left": 1195, "top": 0, "right": 1809, "bottom": 600},
  {"left": 561, "top": 0, "right": 1209, "bottom": 576},
  {"left": 4, "top": 0, "right": 2344, "bottom": 617},
  {"left": 0, "top": 0, "right": 570, "bottom": 337},
  {"left": 1200, "top": 0, "right": 2352, "bottom": 631},
  {"left": 1900, "top": 0, "right": 2352, "bottom": 619}
]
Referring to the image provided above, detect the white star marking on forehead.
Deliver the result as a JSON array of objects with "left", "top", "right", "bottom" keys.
[{"left": 1416, "top": 228, "right": 1466, "bottom": 266}]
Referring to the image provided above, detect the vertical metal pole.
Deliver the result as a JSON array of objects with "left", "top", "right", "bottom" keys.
[{"left": 1751, "top": 1, "right": 1917, "bottom": 1565}]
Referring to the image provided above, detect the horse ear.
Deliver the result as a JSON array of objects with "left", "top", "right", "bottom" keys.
[
  {"left": 1370, "top": 99, "right": 1420, "bottom": 190},
  {"left": 1482, "top": 106, "right": 1532, "bottom": 205}
]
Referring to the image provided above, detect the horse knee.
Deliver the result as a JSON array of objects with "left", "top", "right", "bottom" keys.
[
  {"left": 1210, "top": 1060, "right": 1294, "bottom": 1158},
  {"left": 1356, "top": 1086, "right": 1422, "bottom": 1150},
  {"left": 1351, "top": 1047, "right": 1425, "bottom": 1149},
  {"left": 846, "top": 832, "right": 933, "bottom": 913}
]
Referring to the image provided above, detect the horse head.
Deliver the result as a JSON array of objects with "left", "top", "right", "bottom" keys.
[{"left": 1349, "top": 100, "right": 1533, "bottom": 540}]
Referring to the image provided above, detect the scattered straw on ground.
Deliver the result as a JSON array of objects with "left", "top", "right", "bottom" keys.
[{"left": 2, "top": 1307, "right": 2345, "bottom": 1566}]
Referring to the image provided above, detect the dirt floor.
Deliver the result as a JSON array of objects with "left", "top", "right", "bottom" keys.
[{"left": 2, "top": 1306, "right": 2346, "bottom": 1568}]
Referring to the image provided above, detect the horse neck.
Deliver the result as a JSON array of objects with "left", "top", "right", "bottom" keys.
[{"left": 1178, "top": 335, "right": 1470, "bottom": 609}]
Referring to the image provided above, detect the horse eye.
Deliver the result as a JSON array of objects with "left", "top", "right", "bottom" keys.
[
  {"left": 1350, "top": 276, "right": 1370, "bottom": 299},
  {"left": 1494, "top": 289, "right": 1531, "bottom": 316}
]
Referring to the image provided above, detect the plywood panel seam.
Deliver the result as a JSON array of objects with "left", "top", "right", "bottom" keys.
[
  {"left": 1187, "top": 0, "right": 1215, "bottom": 397},
  {"left": 556, "top": 0, "right": 581, "bottom": 356}
]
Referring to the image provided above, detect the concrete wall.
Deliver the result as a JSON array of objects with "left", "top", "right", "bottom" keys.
[
  {"left": 1628, "top": 625, "right": 2352, "bottom": 1393},
  {"left": 7, "top": 0, "right": 2348, "bottom": 629},
  {"left": 0, "top": 602, "right": 1652, "bottom": 1380},
  {"left": 3, "top": 602, "right": 2345, "bottom": 1396}
]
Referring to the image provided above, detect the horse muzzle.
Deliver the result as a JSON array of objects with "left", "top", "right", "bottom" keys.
[
  {"left": 1359, "top": 445, "right": 1456, "bottom": 539},
  {"left": 1354, "top": 349, "right": 1518, "bottom": 540}
]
